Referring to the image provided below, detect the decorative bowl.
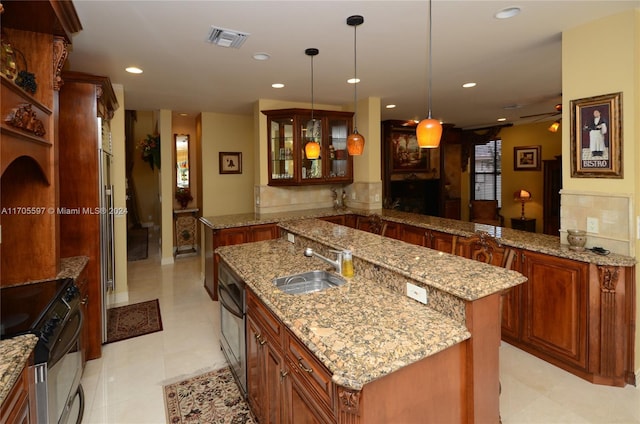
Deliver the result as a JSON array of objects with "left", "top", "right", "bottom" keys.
[{"left": 567, "top": 229, "right": 587, "bottom": 251}]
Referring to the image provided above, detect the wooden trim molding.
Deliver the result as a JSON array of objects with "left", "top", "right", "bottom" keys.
[{"left": 52, "top": 36, "right": 68, "bottom": 91}]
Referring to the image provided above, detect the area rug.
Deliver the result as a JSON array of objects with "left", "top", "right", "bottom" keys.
[
  {"left": 106, "top": 299, "right": 162, "bottom": 343},
  {"left": 127, "top": 226, "right": 149, "bottom": 261},
  {"left": 164, "top": 367, "right": 256, "bottom": 424}
]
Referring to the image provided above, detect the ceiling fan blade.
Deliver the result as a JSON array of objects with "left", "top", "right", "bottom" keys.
[{"left": 520, "top": 111, "right": 560, "bottom": 119}]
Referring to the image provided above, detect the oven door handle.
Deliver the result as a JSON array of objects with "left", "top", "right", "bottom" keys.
[{"left": 218, "top": 284, "right": 243, "bottom": 319}]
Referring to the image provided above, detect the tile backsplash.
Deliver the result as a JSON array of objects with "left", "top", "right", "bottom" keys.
[{"left": 560, "top": 189, "right": 633, "bottom": 256}]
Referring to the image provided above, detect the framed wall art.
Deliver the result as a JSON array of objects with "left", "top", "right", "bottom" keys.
[
  {"left": 514, "top": 145, "right": 541, "bottom": 171},
  {"left": 570, "top": 92, "right": 622, "bottom": 178},
  {"left": 389, "top": 127, "right": 430, "bottom": 173},
  {"left": 219, "top": 152, "right": 242, "bottom": 174}
]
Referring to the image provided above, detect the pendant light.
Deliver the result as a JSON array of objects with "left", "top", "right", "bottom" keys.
[
  {"left": 346, "top": 15, "right": 365, "bottom": 156},
  {"left": 304, "top": 48, "right": 321, "bottom": 160},
  {"left": 416, "top": 0, "right": 442, "bottom": 148}
]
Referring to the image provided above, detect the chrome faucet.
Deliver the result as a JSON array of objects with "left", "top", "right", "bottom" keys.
[{"left": 304, "top": 247, "right": 343, "bottom": 274}]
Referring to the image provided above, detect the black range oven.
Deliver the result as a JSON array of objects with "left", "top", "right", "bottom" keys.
[{"left": 1, "top": 277, "right": 85, "bottom": 424}]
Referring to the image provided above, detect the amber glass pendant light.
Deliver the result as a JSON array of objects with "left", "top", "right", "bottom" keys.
[
  {"left": 304, "top": 48, "right": 321, "bottom": 160},
  {"left": 416, "top": 0, "right": 442, "bottom": 148},
  {"left": 346, "top": 15, "right": 365, "bottom": 156}
]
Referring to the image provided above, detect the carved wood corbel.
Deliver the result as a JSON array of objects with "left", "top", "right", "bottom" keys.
[
  {"left": 337, "top": 387, "right": 360, "bottom": 419},
  {"left": 597, "top": 265, "right": 620, "bottom": 377},
  {"left": 53, "top": 37, "right": 68, "bottom": 91}
]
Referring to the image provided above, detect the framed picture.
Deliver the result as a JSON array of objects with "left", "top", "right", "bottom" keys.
[
  {"left": 514, "top": 145, "right": 541, "bottom": 171},
  {"left": 570, "top": 92, "right": 622, "bottom": 178},
  {"left": 390, "top": 127, "right": 430, "bottom": 173},
  {"left": 219, "top": 152, "right": 242, "bottom": 174}
]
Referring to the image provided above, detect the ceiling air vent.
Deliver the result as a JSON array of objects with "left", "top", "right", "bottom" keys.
[{"left": 206, "top": 26, "right": 250, "bottom": 49}]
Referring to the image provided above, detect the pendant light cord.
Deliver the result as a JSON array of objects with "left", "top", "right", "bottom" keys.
[
  {"left": 428, "top": 0, "right": 433, "bottom": 120},
  {"left": 353, "top": 23, "right": 358, "bottom": 129},
  {"left": 311, "top": 53, "right": 314, "bottom": 124}
]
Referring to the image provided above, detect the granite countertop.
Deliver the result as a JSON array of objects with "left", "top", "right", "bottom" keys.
[
  {"left": 201, "top": 208, "right": 635, "bottom": 267},
  {"left": 217, "top": 238, "right": 472, "bottom": 391},
  {"left": 279, "top": 219, "right": 527, "bottom": 301},
  {"left": 0, "top": 334, "right": 38, "bottom": 406}
]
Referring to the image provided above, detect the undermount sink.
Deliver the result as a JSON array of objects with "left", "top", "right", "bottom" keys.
[{"left": 273, "top": 270, "right": 346, "bottom": 295}]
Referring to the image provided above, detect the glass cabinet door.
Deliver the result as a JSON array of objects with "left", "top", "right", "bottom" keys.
[
  {"left": 300, "top": 117, "right": 323, "bottom": 181},
  {"left": 327, "top": 117, "right": 349, "bottom": 179},
  {"left": 269, "top": 117, "right": 294, "bottom": 181}
]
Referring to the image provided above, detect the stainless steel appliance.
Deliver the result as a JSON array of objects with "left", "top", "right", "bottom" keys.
[
  {"left": 1, "top": 278, "right": 85, "bottom": 424},
  {"left": 217, "top": 260, "right": 246, "bottom": 396}
]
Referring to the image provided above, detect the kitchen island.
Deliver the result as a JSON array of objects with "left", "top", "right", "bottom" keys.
[
  {"left": 216, "top": 219, "right": 526, "bottom": 423},
  {"left": 203, "top": 207, "right": 636, "bottom": 387}
]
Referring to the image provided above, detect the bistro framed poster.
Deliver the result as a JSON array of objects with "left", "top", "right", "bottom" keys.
[{"left": 570, "top": 92, "right": 622, "bottom": 178}]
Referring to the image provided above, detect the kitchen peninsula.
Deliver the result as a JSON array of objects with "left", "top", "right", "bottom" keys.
[
  {"left": 216, "top": 219, "right": 527, "bottom": 423},
  {"left": 202, "top": 208, "right": 636, "bottom": 388}
]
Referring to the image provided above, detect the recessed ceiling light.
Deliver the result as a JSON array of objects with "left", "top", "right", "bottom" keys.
[
  {"left": 503, "top": 104, "right": 522, "bottom": 110},
  {"left": 179, "top": 113, "right": 188, "bottom": 117},
  {"left": 462, "top": 82, "right": 477, "bottom": 88},
  {"left": 495, "top": 7, "right": 521, "bottom": 19},
  {"left": 253, "top": 52, "right": 270, "bottom": 61},
  {"left": 497, "top": 117, "right": 507, "bottom": 122},
  {"left": 271, "top": 83, "right": 284, "bottom": 89},
  {"left": 347, "top": 78, "right": 360, "bottom": 84},
  {"left": 125, "top": 66, "right": 143, "bottom": 74},
  {"left": 385, "top": 104, "right": 396, "bottom": 109}
]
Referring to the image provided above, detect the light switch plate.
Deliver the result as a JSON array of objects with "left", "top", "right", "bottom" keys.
[
  {"left": 406, "top": 282, "right": 427, "bottom": 304},
  {"left": 287, "top": 233, "right": 295, "bottom": 243}
]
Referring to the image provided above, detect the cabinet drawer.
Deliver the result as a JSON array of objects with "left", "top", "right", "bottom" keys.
[
  {"left": 285, "top": 331, "right": 333, "bottom": 411},
  {"left": 247, "top": 289, "right": 283, "bottom": 344},
  {"left": 0, "top": 365, "right": 31, "bottom": 424}
]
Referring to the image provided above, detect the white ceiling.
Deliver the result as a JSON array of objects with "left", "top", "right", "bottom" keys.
[{"left": 67, "top": 1, "right": 639, "bottom": 129}]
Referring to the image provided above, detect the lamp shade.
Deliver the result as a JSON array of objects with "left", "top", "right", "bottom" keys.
[
  {"left": 416, "top": 118, "right": 442, "bottom": 148},
  {"left": 548, "top": 120, "right": 560, "bottom": 133},
  {"left": 305, "top": 141, "right": 320, "bottom": 159},
  {"left": 513, "top": 189, "right": 532, "bottom": 201},
  {"left": 347, "top": 130, "right": 365, "bottom": 156}
]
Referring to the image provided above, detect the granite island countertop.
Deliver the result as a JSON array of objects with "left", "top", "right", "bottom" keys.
[
  {"left": 0, "top": 334, "right": 38, "bottom": 406},
  {"left": 201, "top": 208, "right": 635, "bottom": 267},
  {"left": 217, "top": 219, "right": 525, "bottom": 390}
]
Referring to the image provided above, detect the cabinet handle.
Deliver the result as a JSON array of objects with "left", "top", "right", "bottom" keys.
[
  {"left": 81, "top": 295, "right": 89, "bottom": 305},
  {"left": 297, "top": 357, "right": 313, "bottom": 373},
  {"left": 280, "top": 370, "right": 288, "bottom": 382},
  {"left": 254, "top": 333, "right": 267, "bottom": 345}
]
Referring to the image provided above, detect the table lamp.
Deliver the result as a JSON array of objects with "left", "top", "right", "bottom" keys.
[{"left": 514, "top": 189, "right": 532, "bottom": 219}]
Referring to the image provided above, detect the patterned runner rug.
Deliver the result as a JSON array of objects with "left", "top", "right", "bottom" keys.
[
  {"left": 164, "top": 367, "right": 256, "bottom": 424},
  {"left": 106, "top": 299, "right": 162, "bottom": 343}
]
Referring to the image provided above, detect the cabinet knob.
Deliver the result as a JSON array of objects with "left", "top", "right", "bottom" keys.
[{"left": 280, "top": 370, "right": 288, "bottom": 382}]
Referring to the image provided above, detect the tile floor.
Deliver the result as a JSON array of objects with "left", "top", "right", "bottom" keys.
[{"left": 81, "top": 229, "right": 640, "bottom": 423}]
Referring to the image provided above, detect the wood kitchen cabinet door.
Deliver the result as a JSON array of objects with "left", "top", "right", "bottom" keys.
[
  {"left": 428, "top": 230, "right": 455, "bottom": 253},
  {"left": 250, "top": 224, "right": 280, "bottom": 242},
  {"left": 521, "top": 250, "right": 588, "bottom": 370},
  {"left": 399, "top": 224, "right": 428, "bottom": 247}
]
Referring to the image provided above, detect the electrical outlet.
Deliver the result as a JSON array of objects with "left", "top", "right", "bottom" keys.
[
  {"left": 406, "top": 282, "right": 428, "bottom": 304},
  {"left": 287, "top": 233, "right": 295, "bottom": 243},
  {"left": 587, "top": 217, "right": 599, "bottom": 233},
  {"left": 375, "top": 194, "right": 380, "bottom": 202},
  {"left": 351, "top": 192, "right": 356, "bottom": 200}
]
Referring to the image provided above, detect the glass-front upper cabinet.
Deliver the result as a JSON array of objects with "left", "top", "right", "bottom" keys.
[{"left": 263, "top": 108, "right": 353, "bottom": 186}]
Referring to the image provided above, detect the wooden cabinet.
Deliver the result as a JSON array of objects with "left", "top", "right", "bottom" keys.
[
  {"left": 204, "top": 224, "right": 280, "bottom": 299},
  {"left": 399, "top": 224, "right": 428, "bottom": 246},
  {"left": 0, "top": 2, "right": 80, "bottom": 286},
  {"left": 427, "top": 229, "right": 455, "bottom": 253},
  {"left": 520, "top": 250, "right": 589, "bottom": 370},
  {"left": 247, "top": 288, "right": 333, "bottom": 424},
  {"left": 58, "top": 71, "right": 117, "bottom": 361},
  {"left": 75, "top": 264, "right": 90, "bottom": 368},
  {"left": 319, "top": 215, "right": 345, "bottom": 226},
  {"left": 0, "top": 357, "right": 34, "bottom": 424},
  {"left": 543, "top": 156, "right": 562, "bottom": 235},
  {"left": 262, "top": 109, "right": 353, "bottom": 186}
]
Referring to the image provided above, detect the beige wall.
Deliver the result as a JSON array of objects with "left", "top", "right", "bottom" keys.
[
  {"left": 200, "top": 112, "right": 255, "bottom": 217},
  {"left": 131, "top": 111, "right": 160, "bottom": 227},
  {"left": 562, "top": 9, "right": 639, "bottom": 375},
  {"left": 499, "top": 121, "right": 563, "bottom": 232},
  {"left": 460, "top": 121, "right": 562, "bottom": 225}
]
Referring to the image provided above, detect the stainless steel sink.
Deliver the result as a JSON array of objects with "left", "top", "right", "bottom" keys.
[{"left": 273, "top": 270, "right": 346, "bottom": 295}]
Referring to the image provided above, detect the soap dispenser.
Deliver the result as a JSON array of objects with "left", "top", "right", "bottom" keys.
[{"left": 341, "top": 249, "right": 354, "bottom": 278}]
